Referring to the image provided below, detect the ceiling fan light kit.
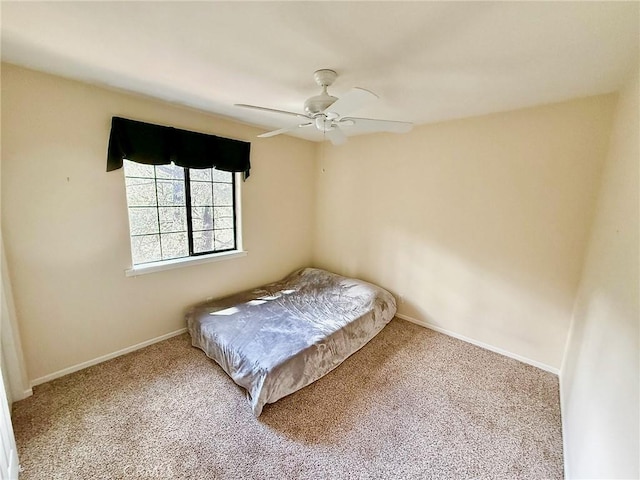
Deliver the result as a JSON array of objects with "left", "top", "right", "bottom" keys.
[{"left": 236, "top": 69, "right": 413, "bottom": 145}]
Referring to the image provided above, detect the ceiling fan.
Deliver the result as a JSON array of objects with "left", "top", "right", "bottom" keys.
[{"left": 235, "top": 69, "right": 413, "bottom": 145}]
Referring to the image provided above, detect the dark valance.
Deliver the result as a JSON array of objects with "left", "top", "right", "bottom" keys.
[{"left": 107, "top": 116, "right": 251, "bottom": 178}]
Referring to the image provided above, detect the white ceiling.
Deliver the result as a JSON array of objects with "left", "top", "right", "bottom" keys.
[{"left": 1, "top": 2, "right": 638, "bottom": 142}]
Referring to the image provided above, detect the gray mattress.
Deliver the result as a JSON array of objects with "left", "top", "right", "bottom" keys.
[{"left": 186, "top": 267, "right": 397, "bottom": 416}]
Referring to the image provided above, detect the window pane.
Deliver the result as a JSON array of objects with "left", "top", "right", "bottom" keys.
[
  {"left": 159, "top": 207, "right": 187, "bottom": 233},
  {"left": 191, "top": 206, "right": 214, "bottom": 231},
  {"left": 124, "top": 160, "right": 155, "bottom": 178},
  {"left": 213, "top": 183, "right": 233, "bottom": 206},
  {"left": 213, "top": 207, "right": 234, "bottom": 229},
  {"left": 155, "top": 164, "right": 184, "bottom": 180},
  {"left": 190, "top": 181, "right": 213, "bottom": 206},
  {"left": 193, "top": 230, "right": 214, "bottom": 254},
  {"left": 215, "top": 216, "right": 234, "bottom": 229},
  {"left": 157, "top": 180, "right": 185, "bottom": 206},
  {"left": 190, "top": 168, "right": 212, "bottom": 181},
  {"left": 214, "top": 207, "right": 234, "bottom": 220},
  {"left": 131, "top": 234, "right": 161, "bottom": 264},
  {"left": 128, "top": 208, "right": 159, "bottom": 235},
  {"left": 213, "top": 169, "right": 232, "bottom": 183},
  {"left": 160, "top": 232, "right": 188, "bottom": 260},
  {"left": 214, "top": 229, "right": 235, "bottom": 250},
  {"left": 125, "top": 178, "right": 157, "bottom": 207}
]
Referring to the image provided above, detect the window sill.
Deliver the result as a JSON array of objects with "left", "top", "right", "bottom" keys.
[{"left": 125, "top": 250, "right": 247, "bottom": 277}]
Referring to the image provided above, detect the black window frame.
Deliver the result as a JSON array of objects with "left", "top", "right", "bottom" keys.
[
  {"left": 123, "top": 161, "right": 238, "bottom": 266},
  {"left": 184, "top": 167, "right": 238, "bottom": 257}
]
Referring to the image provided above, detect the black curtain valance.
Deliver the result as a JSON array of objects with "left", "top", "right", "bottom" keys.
[{"left": 107, "top": 116, "right": 251, "bottom": 178}]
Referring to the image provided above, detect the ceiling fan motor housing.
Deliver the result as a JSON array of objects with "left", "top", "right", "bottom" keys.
[
  {"left": 304, "top": 93, "right": 338, "bottom": 115},
  {"left": 304, "top": 69, "right": 339, "bottom": 115}
]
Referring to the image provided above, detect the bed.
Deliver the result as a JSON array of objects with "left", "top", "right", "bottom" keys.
[{"left": 186, "top": 267, "right": 397, "bottom": 416}]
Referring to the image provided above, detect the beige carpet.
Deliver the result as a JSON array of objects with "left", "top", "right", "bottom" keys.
[{"left": 12, "top": 318, "right": 563, "bottom": 479}]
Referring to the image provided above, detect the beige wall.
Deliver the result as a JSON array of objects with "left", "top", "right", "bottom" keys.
[
  {"left": 314, "top": 96, "right": 616, "bottom": 370},
  {"left": 561, "top": 74, "right": 639, "bottom": 479},
  {"left": 1, "top": 64, "right": 316, "bottom": 382}
]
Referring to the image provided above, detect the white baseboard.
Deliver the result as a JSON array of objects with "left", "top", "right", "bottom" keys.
[
  {"left": 395, "top": 313, "right": 559, "bottom": 375},
  {"left": 19, "top": 388, "right": 33, "bottom": 400},
  {"left": 30, "top": 328, "right": 187, "bottom": 387},
  {"left": 8, "top": 388, "right": 34, "bottom": 404}
]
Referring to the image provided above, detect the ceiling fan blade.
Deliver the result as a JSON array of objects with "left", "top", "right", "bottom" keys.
[
  {"left": 325, "top": 126, "right": 347, "bottom": 146},
  {"left": 324, "top": 88, "right": 378, "bottom": 117},
  {"left": 257, "top": 123, "right": 313, "bottom": 138},
  {"left": 235, "top": 104, "right": 310, "bottom": 120},
  {"left": 341, "top": 117, "right": 413, "bottom": 134}
]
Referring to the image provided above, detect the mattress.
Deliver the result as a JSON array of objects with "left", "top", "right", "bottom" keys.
[{"left": 186, "top": 267, "right": 397, "bottom": 416}]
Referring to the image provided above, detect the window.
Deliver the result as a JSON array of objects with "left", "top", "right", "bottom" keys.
[{"left": 123, "top": 159, "right": 238, "bottom": 266}]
